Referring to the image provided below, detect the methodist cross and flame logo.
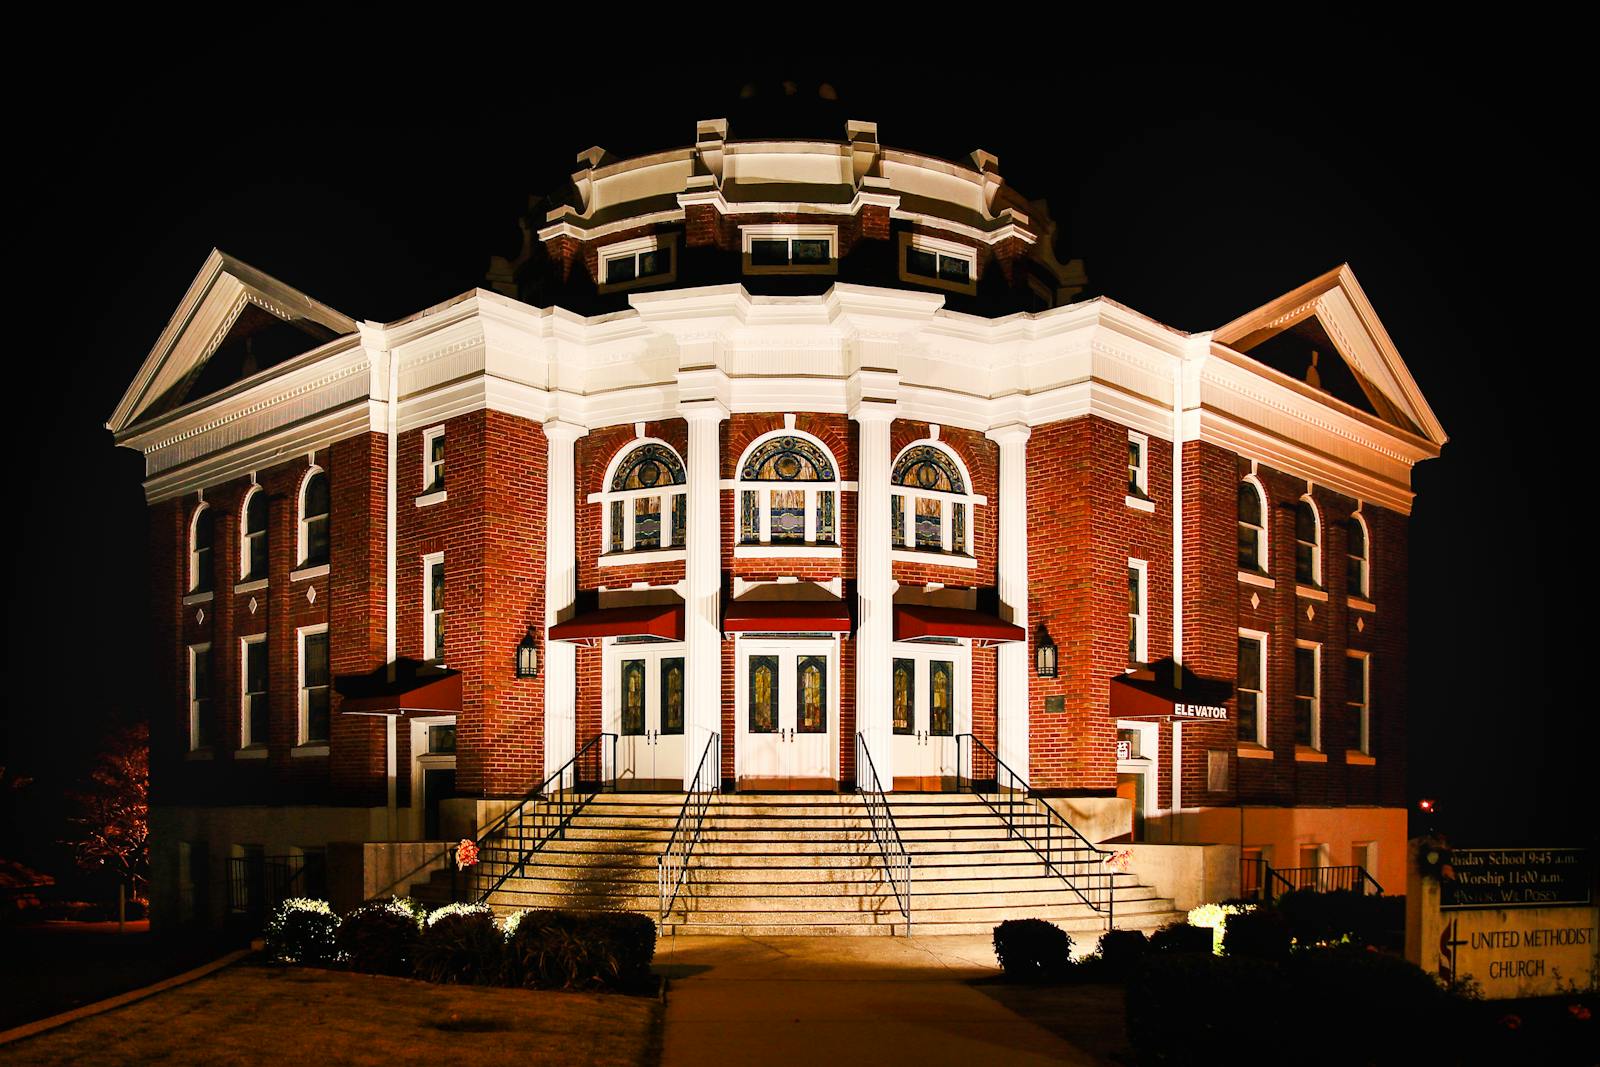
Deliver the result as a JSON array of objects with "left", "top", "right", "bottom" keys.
[{"left": 1438, "top": 917, "right": 1467, "bottom": 982}]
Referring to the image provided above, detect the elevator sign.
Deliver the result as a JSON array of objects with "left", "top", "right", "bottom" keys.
[{"left": 1172, "top": 703, "right": 1228, "bottom": 721}]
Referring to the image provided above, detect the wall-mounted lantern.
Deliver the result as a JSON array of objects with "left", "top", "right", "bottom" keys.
[
  {"left": 515, "top": 627, "right": 539, "bottom": 679},
  {"left": 1035, "top": 627, "right": 1057, "bottom": 678}
]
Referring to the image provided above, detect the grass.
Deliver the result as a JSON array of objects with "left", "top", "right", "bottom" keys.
[
  {"left": 968, "top": 977, "right": 1131, "bottom": 1064},
  {"left": 4, "top": 959, "right": 661, "bottom": 1066}
]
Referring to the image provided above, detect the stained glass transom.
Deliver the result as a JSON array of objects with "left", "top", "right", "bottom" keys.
[
  {"left": 891, "top": 445, "right": 965, "bottom": 494},
  {"left": 740, "top": 436, "right": 835, "bottom": 482},
  {"left": 611, "top": 443, "right": 685, "bottom": 492},
  {"left": 797, "top": 655, "right": 827, "bottom": 733}
]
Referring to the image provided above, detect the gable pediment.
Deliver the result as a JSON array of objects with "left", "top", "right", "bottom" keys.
[
  {"left": 107, "top": 250, "right": 356, "bottom": 436},
  {"left": 1214, "top": 264, "right": 1447, "bottom": 447}
]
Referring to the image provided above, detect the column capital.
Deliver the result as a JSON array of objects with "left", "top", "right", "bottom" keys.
[
  {"left": 679, "top": 398, "right": 729, "bottom": 423},
  {"left": 986, "top": 422, "right": 1031, "bottom": 446},
  {"left": 542, "top": 419, "right": 588, "bottom": 444},
  {"left": 848, "top": 397, "right": 898, "bottom": 424}
]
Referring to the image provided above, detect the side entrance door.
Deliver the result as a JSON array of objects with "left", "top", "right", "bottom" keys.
[
  {"left": 608, "top": 642, "right": 687, "bottom": 791},
  {"left": 737, "top": 637, "right": 837, "bottom": 790},
  {"left": 889, "top": 643, "right": 967, "bottom": 790}
]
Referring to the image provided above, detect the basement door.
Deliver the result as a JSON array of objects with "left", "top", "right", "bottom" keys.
[
  {"left": 606, "top": 641, "right": 687, "bottom": 791},
  {"left": 735, "top": 636, "right": 838, "bottom": 790},
  {"left": 889, "top": 641, "right": 969, "bottom": 790}
]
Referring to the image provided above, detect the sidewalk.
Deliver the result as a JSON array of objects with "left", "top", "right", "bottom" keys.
[{"left": 655, "top": 935, "right": 1103, "bottom": 1066}]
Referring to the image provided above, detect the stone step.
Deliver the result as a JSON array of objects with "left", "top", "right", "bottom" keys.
[
  {"left": 666, "top": 911, "right": 1185, "bottom": 938},
  {"left": 491, "top": 861, "right": 1135, "bottom": 887},
  {"left": 486, "top": 885, "right": 1167, "bottom": 914}
]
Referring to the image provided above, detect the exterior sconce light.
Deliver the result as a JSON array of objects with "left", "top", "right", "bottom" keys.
[
  {"left": 515, "top": 627, "right": 539, "bottom": 679},
  {"left": 1035, "top": 628, "right": 1057, "bottom": 678}
]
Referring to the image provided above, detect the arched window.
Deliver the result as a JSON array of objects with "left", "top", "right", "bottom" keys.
[
  {"left": 736, "top": 432, "right": 839, "bottom": 547},
  {"left": 240, "top": 486, "right": 268, "bottom": 583},
  {"left": 299, "top": 469, "right": 329, "bottom": 568},
  {"left": 890, "top": 441, "right": 978, "bottom": 556},
  {"left": 189, "top": 503, "right": 213, "bottom": 594},
  {"left": 602, "top": 441, "right": 687, "bottom": 553},
  {"left": 1237, "top": 478, "right": 1267, "bottom": 572},
  {"left": 1346, "top": 512, "right": 1370, "bottom": 597},
  {"left": 1295, "top": 496, "right": 1321, "bottom": 586}
]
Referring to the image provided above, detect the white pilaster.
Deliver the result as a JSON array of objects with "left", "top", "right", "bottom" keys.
[
  {"left": 853, "top": 400, "right": 897, "bottom": 787},
  {"left": 987, "top": 423, "right": 1031, "bottom": 781},
  {"left": 543, "top": 420, "right": 585, "bottom": 780},
  {"left": 680, "top": 400, "right": 726, "bottom": 788}
]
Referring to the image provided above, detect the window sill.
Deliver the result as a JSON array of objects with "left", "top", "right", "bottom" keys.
[
  {"left": 1294, "top": 746, "right": 1327, "bottom": 763},
  {"left": 1348, "top": 596, "right": 1376, "bottom": 613},
  {"left": 598, "top": 547, "right": 686, "bottom": 568},
  {"left": 734, "top": 544, "right": 842, "bottom": 560},
  {"left": 291, "top": 563, "right": 330, "bottom": 582},
  {"left": 182, "top": 590, "right": 215, "bottom": 607},
  {"left": 1296, "top": 584, "right": 1329, "bottom": 602},
  {"left": 291, "top": 743, "right": 330, "bottom": 758},
  {"left": 184, "top": 748, "right": 214, "bottom": 761},
  {"left": 415, "top": 490, "right": 448, "bottom": 508},
  {"left": 235, "top": 746, "right": 269, "bottom": 760},
  {"left": 891, "top": 548, "right": 978, "bottom": 570},
  {"left": 1125, "top": 494, "right": 1156, "bottom": 514},
  {"left": 1238, "top": 570, "right": 1275, "bottom": 589},
  {"left": 234, "top": 578, "right": 268, "bottom": 594},
  {"left": 1345, "top": 750, "right": 1376, "bottom": 766},
  {"left": 1236, "top": 743, "right": 1275, "bottom": 760}
]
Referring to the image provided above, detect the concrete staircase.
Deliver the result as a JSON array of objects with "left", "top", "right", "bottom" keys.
[{"left": 419, "top": 792, "right": 1184, "bottom": 938}]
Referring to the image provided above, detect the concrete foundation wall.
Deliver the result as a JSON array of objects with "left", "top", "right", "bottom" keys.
[
  {"left": 327, "top": 841, "right": 453, "bottom": 915},
  {"left": 1042, "top": 796, "right": 1133, "bottom": 844},
  {"left": 1179, "top": 805, "right": 1407, "bottom": 894},
  {"left": 1125, "top": 842, "right": 1241, "bottom": 912}
]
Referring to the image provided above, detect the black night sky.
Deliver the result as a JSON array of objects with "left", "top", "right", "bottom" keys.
[{"left": 8, "top": 49, "right": 1591, "bottom": 875}]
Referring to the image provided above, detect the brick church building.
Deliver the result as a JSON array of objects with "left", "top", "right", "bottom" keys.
[{"left": 109, "top": 117, "right": 1445, "bottom": 928}]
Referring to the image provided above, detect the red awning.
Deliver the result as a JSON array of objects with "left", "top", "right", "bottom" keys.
[
  {"left": 893, "top": 605, "right": 1026, "bottom": 645},
  {"left": 548, "top": 602, "right": 684, "bottom": 644},
  {"left": 336, "top": 660, "right": 463, "bottom": 715},
  {"left": 1109, "top": 662, "right": 1233, "bottom": 721},
  {"left": 724, "top": 598, "right": 852, "bottom": 633}
]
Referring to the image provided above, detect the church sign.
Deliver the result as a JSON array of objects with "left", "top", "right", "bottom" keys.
[{"left": 1442, "top": 848, "right": 1593, "bottom": 910}]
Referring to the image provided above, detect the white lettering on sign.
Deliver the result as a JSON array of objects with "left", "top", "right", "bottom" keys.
[{"left": 1173, "top": 703, "right": 1228, "bottom": 720}]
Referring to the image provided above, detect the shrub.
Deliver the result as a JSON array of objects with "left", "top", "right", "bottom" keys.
[
  {"left": 264, "top": 898, "right": 339, "bottom": 965},
  {"left": 1221, "top": 907, "right": 1291, "bottom": 961},
  {"left": 506, "top": 909, "right": 657, "bottom": 991},
  {"left": 1276, "top": 889, "right": 1403, "bottom": 950},
  {"left": 993, "top": 919, "right": 1073, "bottom": 981},
  {"left": 1126, "top": 953, "right": 1286, "bottom": 1063},
  {"left": 1148, "top": 920, "right": 1214, "bottom": 954},
  {"left": 337, "top": 898, "right": 423, "bottom": 976},
  {"left": 1095, "top": 928, "right": 1148, "bottom": 980},
  {"left": 1288, "top": 947, "right": 1453, "bottom": 1059},
  {"left": 414, "top": 904, "right": 505, "bottom": 985}
]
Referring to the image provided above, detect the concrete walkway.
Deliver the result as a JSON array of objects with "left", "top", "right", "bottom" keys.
[{"left": 654, "top": 935, "right": 1101, "bottom": 1066}]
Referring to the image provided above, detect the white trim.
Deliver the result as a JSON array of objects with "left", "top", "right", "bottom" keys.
[
  {"left": 740, "top": 224, "right": 839, "bottom": 276},
  {"left": 897, "top": 231, "right": 978, "bottom": 296},
  {"left": 597, "top": 232, "right": 680, "bottom": 294},
  {"left": 291, "top": 744, "right": 330, "bottom": 758},
  {"left": 234, "top": 578, "right": 268, "bottom": 595},
  {"left": 188, "top": 642, "right": 212, "bottom": 752},
  {"left": 734, "top": 544, "right": 843, "bottom": 560},
  {"left": 889, "top": 438, "right": 981, "bottom": 559},
  {"left": 188, "top": 501, "right": 212, "bottom": 595},
  {"left": 182, "top": 590, "right": 214, "bottom": 607},
  {"left": 240, "top": 633, "right": 267, "bottom": 749},
  {"left": 296, "top": 465, "right": 328, "bottom": 569},
  {"left": 733, "top": 634, "right": 842, "bottom": 783},
  {"left": 597, "top": 437, "right": 688, "bottom": 556},
  {"left": 1125, "top": 495, "right": 1156, "bottom": 514},
  {"left": 1346, "top": 509, "right": 1371, "bottom": 598},
  {"left": 1295, "top": 493, "right": 1323, "bottom": 588},
  {"left": 290, "top": 563, "right": 330, "bottom": 582},
  {"left": 421, "top": 424, "right": 446, "bottom": 495},
  {"left": 1295, "top": 639, "right": 1322, "bottom": 752},
  {"left": 239, "top": 484, "right": 268, "bottom": 583},
  {"left": 1237, "top": 570, "right": 1275, "bottom": 589},
  {"left": 1346, "top": 650, "right": 1371, "bottom": 756},
  {"left": 1348, "top": 595, "right": 1376, "bottom": 613},
  {"left": 408, "top": 714, "right": 458, "bottom": 840},
  {"left": 597, "top": 546, "right": 687, "bottom": 568},
  {"left": 414, "top": 489, "right": 448, "bottom": 508},
  {"left": 1128, "top": 558, "right": 1149, "bottom": 665},
  {"left": 1127, "top": 430, "right": 1150, "bottom": 498},
  {"left": 1239, "top": 474, "right": 1269, "bottom": 574},
  {"left": 1116, "top": 719, "right": 1159, "bottom": 825},
  {"left": 1237, "top": 628, "right": 1269, "bottom": 748},
  {"left": 734, "top": 428, "right": 843, "bottom": 550},
  {"left": 422, "top": 551, "right": 445, "bottom": 663},
  {"left": 297, "top": 623, "right": 331, "bottom": 746},
  {"left": 891, "top": 548, "right": 977, "bottom": 569},
  {"left": 1296, "top": 584, "right": 1330, "bottom": 603}
]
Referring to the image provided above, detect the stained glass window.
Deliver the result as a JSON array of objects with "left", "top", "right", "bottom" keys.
[
  {"left": 634, "top": 496, "right": 661, "bottom": 549},
  {"left": 930, "top": 661, "right": 954, "bottom": 736},
  {"left": 893, "top": 659, "right": 914, "bottom": 734},
  {"left": 740, "top": 491, "right": 759, "bottom": 544},
  {"left": 749, "top": 656, "right": 778, "bottom": 733},
  {"left": 621, "top": 660, "right": 646, "bottom": 736},
  {"left": 611, "top": 443, "right": 686, "bottom": 492},
  {"left": 952, "top": 503, "right": 965, "bottom": 555},
  {"left": 915, "top": 497, "right": 942, "bottom": 549},
  {"left": 610, "top": 500, "right": 624, "bottom": 553},
  {"left": 817, "top": 491, "right": 835, "bottom": 544},
  {"left": 661, "top": 658, "right": 684, "bottom": 735},
  {"left": 671, "top": 495, "right": 686, "bottom": 547},
  {"left": 891, "top": 495, "right": 905, "bottom": 547},
  {"left": 741, "top": 436, "right": 835, "bottom": 482},
  {"left": 771, "top": 490, "right": 806, "bottom": 542},
  {"left": 890, "top": 445, "right": 965, "bottom": 494},
  {"left": 797, "top": 656, "right": 827, "bottom": 733}
]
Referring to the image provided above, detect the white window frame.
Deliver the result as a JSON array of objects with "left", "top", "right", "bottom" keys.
[
  {"left": 239, "top": 634, "right": 268, "bottom": 751},
  {"left": 888, "top": 639, "right": 972, "bottom": 740},
  {"left": 297, "top": 466, "right": 329, "bottom": 569},
  {"left": 897, "top": 231, "right": 977, "bottom": 295},
  {"left": 1347, "top": 650, "right": 1370, "bottom": 755},
  {"left": 1296, "top": 493, "right": 1323, "bottom": 588},
  {"left": 1347, "top": 510, "right": 1370, "bottom": 598},
  {"left": 1127, "top": 431, "right": 1150, "bottom": 499},
  {"left": 238, "top": 485, "right": 268, "bottom": 585},
  {"left": 591, "top": 438, "right": 689, "bottom": 562},
  {"left": 732, "top": 428, "right": 844, "bottom": 557},
  {"left": 188, "top": 502, "right": 212, "bottom": 594},
  {"left": 1295, "top": 639, "right": 1321, "bottom": 751},
  {"left": 597, "top": 233, "right": 679, "bottom": 294},
  {"left": 740, "top": 223, "right": 839, "bottom": 275},
  {"left": 1239, "top": 475, "right": 1269, "bottom": 573},
  {"left": 189, "top": 642, "right": 212, "bottom": 751},
  {"left": 409, "top": 714, "right": 458, "bottom": 839},
  {"left": 889, "top": 438, "right": 985, "bottom": 564},
  {"left": 423, "top": 552, "right": 445, "bottom": 663},
  {"left": 421, "top": 426, "right": 446, "bottom": 496},
  {"left": 297, "top": 623, "right": 331, "bottom": 747},
  {"left": 1127, "top": 559, "right": 1149, "bottom": 666},
  {"left": 1237, "top": 628, "right": 1269, "bottom": 747},
  {"left": 1116, "top": 719, "right": 1158, "bottom": 823}
]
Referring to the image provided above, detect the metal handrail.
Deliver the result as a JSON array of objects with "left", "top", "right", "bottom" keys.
[
  {"left": 955, "top": 733, "right": 1116, "bottom": 929},
  {"left": 657, "top": 731, "right": 720, "bottom": 927},
  {"left": 469, "top": 732, "right": 618, "bottom": 904},
  {"left": 855, "top": 733, "right": 912, "bottom": 935},
  {"left": 1254, "top": 861, "right": 1385, "bottom": 898}
]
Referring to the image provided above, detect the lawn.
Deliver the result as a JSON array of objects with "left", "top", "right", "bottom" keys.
[
  {"left": 3, "top": 960, "right": 662, "bottom": 1066},
  {"left": 968, "top": 978, "right": 1131, "bottom": 1064}
]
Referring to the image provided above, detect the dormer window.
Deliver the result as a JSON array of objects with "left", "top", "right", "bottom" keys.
[
  {"left": 602, "top": 441, "right": 687, "bottom": 554},
  {"left": 598, "top": 234, "right": 678, "bottom": 293},
  {"left": 741, "top": 225, "right": 838, "bottom": 275},
  {"left": 889, "top": 441, "right": 979, "bottom": 558},
  {"left": 898, "top": 233, "right": 977, "bottom": 295},
  {"left": 736, "top": 432, "right": 840, "bottom": 549}
]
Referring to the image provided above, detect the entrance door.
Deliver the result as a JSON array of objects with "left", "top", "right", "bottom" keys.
[
  {"left": 737, "top": 638, "right": 837, "bottom": 789},
  {"left": 609, "top": 644, "right": 687, "bottom": 791},
  {"left": 890, "top": 644, "right": 966, "bottom": 790}
]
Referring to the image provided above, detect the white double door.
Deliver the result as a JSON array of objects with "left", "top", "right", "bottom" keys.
[
  {"left": 890, "top": 642, "right": 970, "bottom": 788},
  {"left": 736, "top": 637, "right": 838, "bottom": 788},
  {"left": 607, "top": 642, "right": 687, "bottom": 790}
]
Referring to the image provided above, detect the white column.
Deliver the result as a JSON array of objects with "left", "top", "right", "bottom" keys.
[
  {"left": 854, "top": 402, "right": 896, "bottom": 788},
  {"left": 988, "top": 423, "right": 1031, "bottom": 781},
  {"left": 543, "top": 420, "right": 585, "bottom": 780},
  {"left": 680, "top": 401, "right": 726, "bottom": 789}
]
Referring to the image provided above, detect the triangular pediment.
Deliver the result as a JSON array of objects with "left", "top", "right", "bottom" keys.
[
  {"left": 108, "top": 249, "right": 356, "bottom": 435},
  {"left": 1214, "top": 264, "right": 1447, "bottom": 447}
]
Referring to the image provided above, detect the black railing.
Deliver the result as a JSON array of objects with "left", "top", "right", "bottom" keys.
[
  {"left": 228, "top": 850, "right": 327, "bottom": 927},
  {"left": 466, "top": 732, "right": 618, "bottom": 904},
  {"left": 856, "top": 733, "right": 912, "bottom": 935},
  {"left": 1242, "top": 857, "right": 1384, "bottom": 899},
  {"left": 658, "top": 731, "right": 719, "bottom": 927},
  {"left": 956, "top": 733, "right": 1116, "bottom": 929}
]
